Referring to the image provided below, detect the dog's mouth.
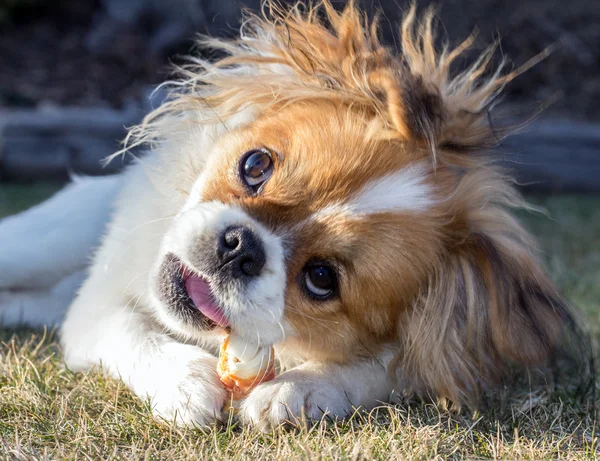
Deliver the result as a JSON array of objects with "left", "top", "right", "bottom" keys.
[
  {"left": 181, "top": 267, "right": 230, "bottom": 328},
  {"left": 158, "top": 253, "right": 231, "bottom": 331}
]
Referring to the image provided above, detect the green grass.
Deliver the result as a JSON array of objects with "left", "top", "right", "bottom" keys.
[
  {"left": 0, "top": 183, "right": 598, "bottom": 460},
  {"left": 518, "top": 196, "right": 600, "bottom": 338},
  {"left": 0, "top": 181, "right": 62, "bottom": 217}
]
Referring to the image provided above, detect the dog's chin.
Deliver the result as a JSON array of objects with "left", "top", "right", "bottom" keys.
[{"left": 154, "top": 253, "right": 232, "bottom": 335}]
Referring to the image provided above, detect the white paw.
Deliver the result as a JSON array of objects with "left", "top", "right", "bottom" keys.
[
  {"left": 240, "top": 370, "right": 352, "bottom": 429},
  {"left": 132, "top": 343, "right": 228, "bottom": 428},
  {"left": 149, "top": 370, "right": 227, "bottom": 428}
]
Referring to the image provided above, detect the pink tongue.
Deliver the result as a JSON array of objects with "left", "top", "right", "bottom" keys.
[{"left": 184, "top": 275, "right": 230, "bottom": 327}]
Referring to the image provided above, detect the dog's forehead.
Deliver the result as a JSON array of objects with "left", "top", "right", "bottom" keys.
[
  {"left": 200, "top": 101, "right": 434, "bottom": 230},
  {"left": 253, "top": 102, "right": 415, "bottom": 196}
]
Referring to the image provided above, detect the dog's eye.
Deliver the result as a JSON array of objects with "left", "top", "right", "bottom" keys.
[
  {"left": 302, "top": 262, "right": 337, "bottom": 300},
  {"left": 240, "top": 149, "right": 274, "bottom": 192}
]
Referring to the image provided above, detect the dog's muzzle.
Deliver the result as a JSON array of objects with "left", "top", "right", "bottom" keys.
[{"left": 153, "top": 202, "right": 287, "bottom": 345}]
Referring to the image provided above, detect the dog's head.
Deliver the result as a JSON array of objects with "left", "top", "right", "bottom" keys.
[{"left": 141, "top": 1, "right": 582, "bottom": 404}]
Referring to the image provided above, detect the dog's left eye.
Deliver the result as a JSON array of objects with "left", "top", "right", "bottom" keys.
[
  {"left": 302, "top": 262, "right": 338, "bottom": 300},
  {"left": 240, "top": 149, "right": 274, "bottom": 192}
]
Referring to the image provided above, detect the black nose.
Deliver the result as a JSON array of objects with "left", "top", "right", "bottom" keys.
[{"left": 217, "top": 225, "right": 266, "bottom": 278}]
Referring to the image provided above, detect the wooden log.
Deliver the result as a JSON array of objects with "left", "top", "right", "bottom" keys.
[
  {"left": 0, "top": 106, "right": 141, "bottom": 180},
  {"left": 500, "top": 120, "right": 600, "bottom": 192}
]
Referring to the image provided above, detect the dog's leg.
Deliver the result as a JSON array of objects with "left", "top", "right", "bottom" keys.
[
  {"left": 0, "top": 270, "right": 86, "bottom": 327},
  {"left": 240, "top": 350, "right": 397, "bottom": 429},
  {"left": 0, "top": 175, "right": 121, "bottom": 291},
  {"left": 61, "top": 286, "right": 227, "bottom": 427}
]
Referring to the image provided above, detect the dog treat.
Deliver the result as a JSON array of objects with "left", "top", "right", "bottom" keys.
[{"left": 217, "top": 333, "right": 275, "bottom": 400}]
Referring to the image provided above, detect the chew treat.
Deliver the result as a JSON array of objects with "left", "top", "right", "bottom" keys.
[{"left": 217, "top": 333, "right": 276, "bottom": 400}]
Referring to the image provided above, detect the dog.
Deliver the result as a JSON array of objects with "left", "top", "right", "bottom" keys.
[{"left": 0, "top": 1, "right": 585, "bottom": 428}]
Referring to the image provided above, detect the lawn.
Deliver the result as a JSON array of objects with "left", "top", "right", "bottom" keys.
[{"left": 0, "top": 182, "right": 598, "bottom": 460}]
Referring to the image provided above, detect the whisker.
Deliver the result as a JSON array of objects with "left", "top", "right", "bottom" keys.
[
  {"left": 250, "top": 347, "right": 268, "bottom": 390},
  {"left": 285, "top": 306, "right": 340, "bottom": 324},
  {"left": 122, "top": 291, "right": 146, "bottom": 332},
  {"left": 121, "top": 271, "right": 149, "bottom": 297},
  {"left": 127, "top": 215, "right": 177, "bottom": 233},
  {"left": 277, "top": 321, "right": 286, "bottom": 342},
  {"left": 284, "top": 306, "right": 345, "bottom": 338},
  {"left": 128, "top": 292, "right": 146, "bottom": 316}
]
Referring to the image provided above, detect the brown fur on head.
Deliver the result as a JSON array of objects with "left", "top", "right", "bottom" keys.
[{"left": 125, "top": 1, "right": 586, "bottom": 406}]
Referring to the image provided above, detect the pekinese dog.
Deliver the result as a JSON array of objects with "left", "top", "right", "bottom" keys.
[{"left": 0, "top": 1, "right": 588, "bottom": 428}]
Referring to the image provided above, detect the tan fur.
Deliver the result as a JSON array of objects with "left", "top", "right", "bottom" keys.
[
  {"left": 123, "top": 1, "right": 583, "bottom": 406},
  {"left": 396, "top": 169, "right": 573, "bottom": 405}
]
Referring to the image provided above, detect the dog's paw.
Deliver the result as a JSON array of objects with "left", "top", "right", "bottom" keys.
[
  {"left": 150, "top": 374, "right": 227, "bottom": 428},
  {"left": 239, "top": 370, "right": 352, "bottom": 429},
  {"left": 136, "top": 343, "right": 228, "bottom": 428}
]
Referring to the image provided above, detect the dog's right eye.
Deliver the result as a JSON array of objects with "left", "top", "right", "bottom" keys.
[{"left": 240, "top": 149, "right": 274, "bottom": 193}]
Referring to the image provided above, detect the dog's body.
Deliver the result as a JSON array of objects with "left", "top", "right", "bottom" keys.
[{"left": 0, "top": 2, "right": 584, "bottom": 428}]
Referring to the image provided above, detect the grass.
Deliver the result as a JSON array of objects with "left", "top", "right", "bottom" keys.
[
  {"left": 0, "top": 181, "right": 62, "bottom": 217},
  {"left": 0, "top": 182, "right": 598, "bottom": 460}
]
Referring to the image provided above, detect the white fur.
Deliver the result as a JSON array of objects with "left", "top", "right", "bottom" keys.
[
  {"left": 315, "top": 163, "right": 434, "bottom": 221},
  {"left": 240, "top": 348, "right": 397, "bottom": 429},
  {"left": 350, "top": 163, "right": 434, "bottom": 213},
  {"left": 58, "top": 112, "right": 243, "bottom": 425},
  {"left": 151, "top": 200, "right": 288, "bottom": 346},
  {"left": 0, "top": 175, "right": 120, "bottom": 291},
  {"left": 0, "top": 176, "right": 120, "bottom": 328},
  {"left": 0, "top": 271, "right": 86, "bottom": 328}
]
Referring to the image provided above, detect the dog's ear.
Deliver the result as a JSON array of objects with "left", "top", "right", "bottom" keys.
[
  {"left": 170, "top": 1, "right": 516, "bottom": 152},
  {"left": 398, "top": 229, "right": 577, "bottom": 405},
  {"left": 394, "top": 171, "right": 583, "bottom": 405},
  {"left": 275, "top": 2, "right": 516, "bottom": 150},
  {"left": 371, "top": 5, "right": 517, "bottom": 151}
]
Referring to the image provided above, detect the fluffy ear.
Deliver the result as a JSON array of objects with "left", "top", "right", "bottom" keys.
[
  {"left": 382, "top": 5, "right": 544, "bottom": 151},
  {"left": 285, "top": 2, "right": 521, "bottom": 149},
  {"left": 398, "top": 230, "right": 578, "bottom": 405},
  {"left": 395, "top": 173, "right": 585, "bottom": 406},
  {"left": 266, "top": 2, "right": 521, "bottom": 150}
]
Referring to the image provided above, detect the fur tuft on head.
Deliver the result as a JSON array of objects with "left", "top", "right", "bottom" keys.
[{"left": 114, "top": 0, "right": 539, "bottom": 163}]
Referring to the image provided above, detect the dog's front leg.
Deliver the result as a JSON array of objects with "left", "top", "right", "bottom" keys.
[
  {"left": 240, "top": 351, "right": 396, "bottom": 429},
  {"left": 61, "top": 297, "right": 227, "bottom": 427}
]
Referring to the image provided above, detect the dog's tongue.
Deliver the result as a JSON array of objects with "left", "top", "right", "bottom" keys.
[{"left": 184, "top": 275, "right": 230, "bottom": 327}]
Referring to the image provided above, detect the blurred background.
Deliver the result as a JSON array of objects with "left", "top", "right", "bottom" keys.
[
  {"left": 0, "top": 0, "right": 598, "bottom": 334},
  {"left": 0, "top": 0, "right": 598, "bottom": 188}
]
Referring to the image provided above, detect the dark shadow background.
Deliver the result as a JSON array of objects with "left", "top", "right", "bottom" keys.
[
  {"left": 2, "top": 0, "right": 598, "bottom": 118},
  {"left": 0, "top": 0, "right": 599, "bottom": 189}
]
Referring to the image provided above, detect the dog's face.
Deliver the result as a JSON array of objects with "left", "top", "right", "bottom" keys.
[
  {"left": 153, "top": 101, "right": 442, "bottom": 357},
  {"left": 144, "top": 2, "right": 581, "bottom": 403}
]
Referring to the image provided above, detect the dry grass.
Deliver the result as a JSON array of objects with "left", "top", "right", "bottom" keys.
[{"left": 0, "top": 184, "right": 598, "bottom": 460}]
